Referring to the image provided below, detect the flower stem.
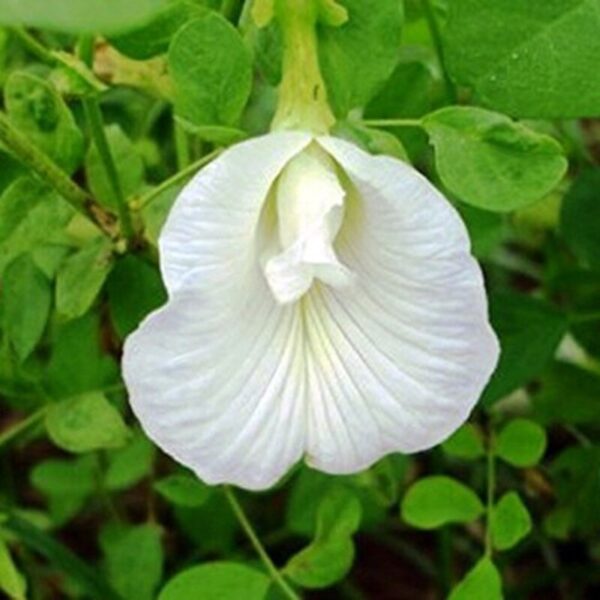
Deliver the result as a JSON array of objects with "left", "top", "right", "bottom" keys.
[
  {"left": 0, "top": 407, "right": 47, "bottom": 451},
  {"left": 174, "top": 119, "right": 190, "bottom": 170},
  {"left": 484, "top": 431, "right": 496, "bottom": 557},
  {"left": 361, "top": 118, "right": 424, "bottom": 129},
  {"left": 0, "top": 111, "right": 118, "bottom": 239},
  {"left": 136, "top": 149, "right": 222, "bottom": 209},
  {"left": 12, "top": 27, "right": 55, "bottom": 64},
  {"left": 421, "top": 0, "right": 457, "bottom": 104},
  {"left": 223, "top": 486, "right": 300, "bottom": 600}
]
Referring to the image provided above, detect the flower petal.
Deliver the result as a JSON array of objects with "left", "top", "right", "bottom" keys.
[
  {"left": 298, "top": 136, "right": 500, "bottom": 474},
  {"left": 159, "top": 131, "right": 311, "bottom": 294},
  {"left": 123, "top": 133, "right": 311, "bottom": 490}
]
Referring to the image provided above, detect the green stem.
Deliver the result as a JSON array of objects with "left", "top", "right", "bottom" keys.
[
  {"left": 0, "top": 408, "right": 47, "bottom": 451},
  {"left": 223, "top": 486, "right": 300, "bottom": 600},
  {"left": 362, "top": 118, "right": 424, "bottom": 129},
  {"left": 421, "top": 0, "right": 457, "bottom": 104},
  {"left": 174, "top": 119, "right": 190, "bottom": 170},
  {"left": 12, "top": 27, "right": 55, "bottom": 64},
  {"left": 0, "top": 112, "right": 118, "bottom": 238},
  {"left": 485, "top": 432, "right": 496, "bottom": 557},
  {"left": 82, "top": 98, "right": 135, "bottom": 241},
  {"left": 136, "top": 149, "right": 222, "bottom": 209}
]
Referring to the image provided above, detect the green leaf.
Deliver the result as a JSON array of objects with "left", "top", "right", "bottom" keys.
[
  {"left": 85, "top": 124, "right": 144, "bottom": 209},
  {"left": 491, "top": 492, "right": 532, "bottom": 551},
  {"left": 448, "top": 557, "right": 503, "bottom": 600},
  {"left": 560, "top": 168, "right": 600, "bottom": 270},
  {"left": 442, "top": 424, "right": 485, "bottom": 460},
  {"left": 110, "top": 1, "right": 206, "bottom": 59},
  {"left": 0, "top": 177, "right": 73, "bottom": 277},
  {"left": 0, "top": 537, "right": 26, "bottom": 600},
  {"left": 154, "top": 473, "right": 212, "bottom": 508},
  {"left": 169, "top": 14, "right": 252, "bottom": 140},
  {"left": 158, "top": 562, "right": 271, "bottom": 600},
  {"left": 45, "top": 312, "right": 118, "bottom": 398},
  {"left": 318, "top": 0, "right": 403, "bottom": 116},
  {"left": 496, "top": 419, "right": 547, "bottom": 468},
  {"left": 482, "top": 293, "right": 568, "bottom": 406},
  {"left": 105, "top": 430, "right": 156, "bottom": 491},
  {"left": 285, "top": 487, "right": 361, "bottom": 589},
  {"left": 0, "top": 0, "right": 170, "bottom": 35},
  {"left": 401, "top": 476, "right": 484, "bottom": 529},
  {"left": 106, "top": 255, "right": 167, "bottom": 338},
  {"left": 422, "top": 106, "right": 567, "bottom": 212},
  {"left": 2, "top": 254, "right": 52, "bottom": 361},
  {"left": 46, "top": 392, "right": 130, "bottom": 453},
  {"left": 102, "top": 524, "right": 163, "bottom": 600},
  {"left": 5, "top": 72, "right": 84, "bottom": 174},
  {"left": 445, "top": 0, "right": 600, "bottom": 118},
  {"left": 56, "top": 238, "right": 115, "bottom": 320}
]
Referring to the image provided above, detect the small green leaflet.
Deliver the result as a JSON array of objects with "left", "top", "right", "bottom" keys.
[
  {"left": 0, "top": 0, "right": 170, "bottom": 35},
  {"left": 442, "top": 424, "right": 485, "bottom": 460},
  {"left": 448, "top": 557, "right": 503, "bottom": 600},
  {"left": 0, "top": 537, "right": 27, "bottom": 600},
  {"left": 401, "top": 476, "right": 484, "bottom": 529},
  {"left": 284, "top": 487, "right": 362, "bottom": 589},
  {"left": 422, "top": 107, "right": 567, "bottom": 212},
  {"left": 2, "top": 254, "right": 52, "bottom": 361},
  {"left": 169, "top": 13, "right": 252, "bottom": 142},
  {"left": 496, "top": 419, "right": 547, "bottom": 468},
  {"left": 491, "top": 492, "right": 532, "bottom": 551},
  {"left": 45, "top": 392, "right": 130, "bottom": 453},
  {"left": 154, "top": 473, "right": 212, "bottom": 508},
  {"left": 158, "top": 562, "right": 271, "bottom": 600},
  {"left": 105, "top": 431, "right": 156, "bottom": 491},
  {"left": 444, "top": 0, "right": 600, "bottom": 118}
]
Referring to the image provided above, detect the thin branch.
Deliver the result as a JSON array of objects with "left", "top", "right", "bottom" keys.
[
  {"left": 362, "top": 118, "right": 424, "bottom": 129},
  {"left": 0, "top": 407, "right": 47, "bottom": 451}
]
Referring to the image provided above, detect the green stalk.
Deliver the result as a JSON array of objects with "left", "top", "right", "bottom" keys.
[
  {"left": 362, "top": 118, "right": 424, "bottom": 129},
  {"left": 0, "top": 408, "right": 47, "bottom": 451},
  {"left": 174, "top": 119, "right": 190, "bottom": 170},
  {"left": 223, "top": 486, "right": 301, "bottom": 600},
  {"left": 82, "top": 98, "right": 135, "bottom": 241},
  {"left": 0, "top": 112, "right": 118, "bottom": 239},
  {"left": 12, "top": 27, "right": 55, "bottom": 64},
  {"left": 485, "top": 432, "right": 497, "bottom": 557}
]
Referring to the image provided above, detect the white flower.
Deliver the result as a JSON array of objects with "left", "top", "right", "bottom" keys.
[{"left": 122, "top": 132, "right": 499, "bottom": 490}]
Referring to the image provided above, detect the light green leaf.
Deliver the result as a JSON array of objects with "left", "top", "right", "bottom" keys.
[
  {"left": 491, "top": 492, "right": 532, "bottom": 551},
  {"left": 319, "top": 0, "right": 403, "bottom": 116},
  {"left": 448, "top": 557, "right": 503, "bottom": 600},
  {"left": 442, "top": 424, "right": 485, "bottom": 460},
  {"left": 56, "top": 237, "right": 114, "bottom": 320},
  {"left": 169, "top": 14, "right": 252, "bottom": 141},
  {"left": 445, "top": 0, "right": 600, "bottom": 118},
  {"left": 5, "top": 72, "right": 84, "bottom": 174},
  {"left": 285, "top": 487, "right": 361, "bottom": 589},
  {"left": 560, "top": 168, "right": 600, "bottom": 270},
  {"left": 158, "top": 562, "right": 271, "bottom": 600},
  {"left": 401, "top": 476, "right": 484, "bottom": 529},
  {"left": 2, "top": 254, "right": 52, "bottom": 361},
  {"left": 0, "top": 178, "right": 73, "bottom": 277},
  {"left": 105, "top": 431, "right": 156, "bottom": 491},
  {"left": 110, "top": 1, "right": 206, "bottom": 59},
  {"left": 102, "top": 524, "right": 163, "bottom": 600},
  {"left": 423, "top": 106, "right": 567, "bottom": 212},
  {"left": 0, "top": 537, "right": 26, "bottom": 600},
  {"left": 106, "top": 255, "right": 167, "bottom": 338},
  {"left": 334, "top": 121, "right": 408, "bottom": 161},
  {"left": 85, "top": 124, "right": 144, "bottom": 209},
  {"left": 496, "top": 419, "right": 547, "bottom": 468},
  {"left": 154, "top": 473, "right": 212, "bottom": 508},
  {"left": 482, "top": 293, "right": 568, "bottom": 406},
  {"left": 0, "top": 0, "right": 170, "bottom": 35},
  {"left": 46, "top": 392, "right": 130, "bottom": 453}
]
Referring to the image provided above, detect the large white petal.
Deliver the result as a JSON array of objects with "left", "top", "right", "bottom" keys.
[
  {"left": 298, "top": 136, "right": 500, "bottom": 474},
  {"left": 123, "top": 133, "right": 311, "bottom": 490}
]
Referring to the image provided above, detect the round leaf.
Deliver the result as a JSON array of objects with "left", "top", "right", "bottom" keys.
[
  {"left": 442, "top": 424, "right": 485, "bottom": 460},
  {"left": 401, "top": 476, "right": 484, "bottom": 529},
  {"left": 496, "top": 419, "right": 547, "bottom": 468}
]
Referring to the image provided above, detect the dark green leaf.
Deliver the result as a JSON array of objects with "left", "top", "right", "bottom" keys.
[
  {"left": 401, "top": 476, "right": 484, "bottom": 529},
  {"left": 423, "top": 107, "right": 567, "bottom": 211},
  {"left": 158, "top": 562, "right": 271, "bottom": 600}
]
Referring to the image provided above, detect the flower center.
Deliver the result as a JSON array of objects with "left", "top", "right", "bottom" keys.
[{"left": 263, "top": 144, "right": 354, "bottom": 304}]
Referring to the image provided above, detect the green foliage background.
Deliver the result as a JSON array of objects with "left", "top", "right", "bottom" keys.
[{"left": 0, "top": 0, "right": 600, "bottom": 598}]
